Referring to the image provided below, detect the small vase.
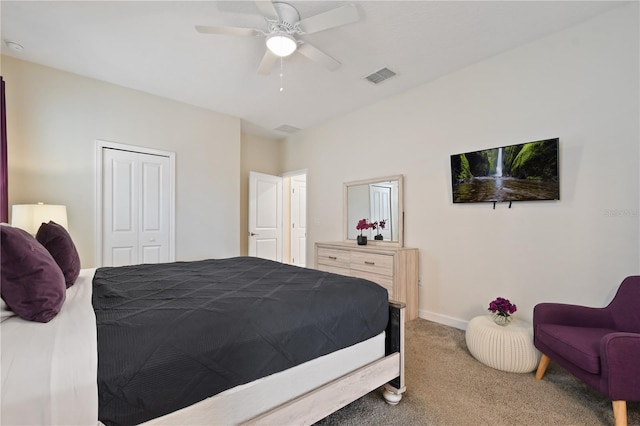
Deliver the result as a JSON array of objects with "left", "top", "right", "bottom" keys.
[
  {"left": 357, "top": 235, "right": 367, "bottom": 245},
  {"left": 374, "top": 234, "right": 383, "bottom": 240},
  {"left": 492, "top": 313, "right": 512, "bottom": 326}
]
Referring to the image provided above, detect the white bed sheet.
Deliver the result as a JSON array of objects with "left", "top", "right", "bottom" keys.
[
  {"left": 1, "top": 268, "right": 98, "bottom": 426},
  {"left": 1, "top": 267, "right": 387, "bottom": 426}
]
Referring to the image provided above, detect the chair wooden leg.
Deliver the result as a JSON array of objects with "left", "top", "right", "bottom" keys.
[
  {"left": 535, "top": 354, "right": 551, "bottom": 380},
  {"left": 612, "top": 400, "right": 627, "bottom": 426}
]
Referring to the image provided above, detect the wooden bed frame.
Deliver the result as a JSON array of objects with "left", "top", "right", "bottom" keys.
[{"left": 243, "top": 301, "right": 406, "bottom": 425}]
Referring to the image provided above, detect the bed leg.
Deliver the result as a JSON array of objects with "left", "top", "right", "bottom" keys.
[
  {"left": 384, "top": 301, "right": 406, "bottom": 404},
  {"left": 382, "top": 385, "right": 403, "bottom": 405}
]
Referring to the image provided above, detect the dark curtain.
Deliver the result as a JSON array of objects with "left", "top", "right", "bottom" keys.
[{"left": 0, "top": 76, "right": 7, "bottom": 223}]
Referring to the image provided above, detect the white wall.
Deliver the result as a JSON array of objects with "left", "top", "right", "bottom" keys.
[
  {"left": 3, "top": 56, "right": 241, "bottom": 267},
  {"left": 282, "top": 4, "right": 640, "bottom": 328}
]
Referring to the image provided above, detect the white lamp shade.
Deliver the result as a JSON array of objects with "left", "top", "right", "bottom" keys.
[
  {"left": 266, "top": 33, "right": 297, "bottom": 57},
  {"left": 11, "top": 204, "right": 68, "bottom": 235}
]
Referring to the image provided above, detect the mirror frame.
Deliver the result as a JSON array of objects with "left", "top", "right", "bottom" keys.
[{"left": 343, "top": 174, "right": 404, "bottom": 248}]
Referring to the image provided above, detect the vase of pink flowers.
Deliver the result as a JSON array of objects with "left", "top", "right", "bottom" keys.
[
  {"left": 488, "top": 297, "right": 517, "bottom": 326},
  {"left": 372, "top": 219, "right": 386, "bottom": 240},
  {"left": 356, "top": 219, "right": 371, "bottom": 245}
]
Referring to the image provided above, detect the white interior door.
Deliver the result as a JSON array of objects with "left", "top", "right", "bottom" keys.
[
  {"left": 290, "top": 175, "right": 306, "bottom": 267},
  {"left": 248, "top": 171, "right": 283, "bottom": 262},
  {"left": 370, "top": 184, "right": 392, "bottom": 241},
  {"left": 103, "top": 148, "right": 170, "bottom": 267}
]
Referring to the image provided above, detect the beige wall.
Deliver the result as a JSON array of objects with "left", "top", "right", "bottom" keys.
[
  {"left": 3, "top": 56, "right": 241, "bottom": 267},
  {"left": 239, "top": 133, "right": 283, "bottom": 256},
  {"left": 281, "top": 5, "right": 640, "bottom": 327}
]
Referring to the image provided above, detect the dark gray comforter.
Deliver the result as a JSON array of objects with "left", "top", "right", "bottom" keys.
[{"left": 93, "top": 257, "right": 388, "bottom": 425}]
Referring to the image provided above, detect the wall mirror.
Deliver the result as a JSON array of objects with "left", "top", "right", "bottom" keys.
[{"left": 344, "top": 175, "right": 404, "bottom": 247}]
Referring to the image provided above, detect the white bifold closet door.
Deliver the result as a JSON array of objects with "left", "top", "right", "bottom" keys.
[{"left": 103, "top": 148, "right": 170, "bottom": 267}]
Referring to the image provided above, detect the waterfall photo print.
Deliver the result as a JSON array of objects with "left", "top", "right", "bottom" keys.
[{"left": 451, "top": 138, "right": 559, "bottom": 203}]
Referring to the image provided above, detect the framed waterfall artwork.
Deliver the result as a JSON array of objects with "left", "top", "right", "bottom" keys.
[{"left": 450, "top": 138, "right": 559, "bottom": 204}]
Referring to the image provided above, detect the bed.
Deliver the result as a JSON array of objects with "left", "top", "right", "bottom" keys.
[{"left": 1, "top": 256, "right": 405, "bottom": 426}]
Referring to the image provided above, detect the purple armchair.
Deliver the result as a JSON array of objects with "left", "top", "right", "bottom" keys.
[{"left": 533, "top": 276, "right": 640, "bottom": 426}]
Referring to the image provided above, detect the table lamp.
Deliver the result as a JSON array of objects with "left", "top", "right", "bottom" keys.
[{"left": 11, "top": 203, "right": 68, "bottom": 235}]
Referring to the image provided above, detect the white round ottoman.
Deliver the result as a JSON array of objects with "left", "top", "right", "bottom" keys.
[{"left": 465, "top": 315, "right": 540, "bottom": 373}]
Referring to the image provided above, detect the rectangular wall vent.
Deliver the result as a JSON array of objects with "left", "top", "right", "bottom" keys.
[
  {"left": 275, "top": 124, "right": 301, "bottom": 133},
  {"left": 364, "top": 67, "right": 397, "bottom": 84}
]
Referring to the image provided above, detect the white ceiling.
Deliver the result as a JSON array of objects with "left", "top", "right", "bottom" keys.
[{"left": 0, "top": 1, "right": 626, "bottom": 139}]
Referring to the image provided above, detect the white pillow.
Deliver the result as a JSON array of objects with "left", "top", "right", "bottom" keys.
[{"left": 1, "top": 298, "right": 16, "bottom": 322}]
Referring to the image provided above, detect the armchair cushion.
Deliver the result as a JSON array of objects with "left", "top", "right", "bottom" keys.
[{"left": 536, "top": 325, "right": 617, "bottom": 374}]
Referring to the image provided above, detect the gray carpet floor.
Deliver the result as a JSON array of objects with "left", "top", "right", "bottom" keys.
[{"left": 315, "top": 319, "right": 640, "bottom": 425}]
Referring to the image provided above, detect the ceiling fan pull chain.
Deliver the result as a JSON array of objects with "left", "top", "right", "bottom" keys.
[{"left": 279, "top": 56, "right": 284, "bottom": 92}]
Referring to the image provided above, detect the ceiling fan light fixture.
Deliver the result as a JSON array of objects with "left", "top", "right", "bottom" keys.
[{"left": 266, "top": 33, "right": 297, "bottom": 57}]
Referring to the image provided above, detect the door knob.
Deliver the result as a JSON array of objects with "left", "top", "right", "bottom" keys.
[{"left": 250, "top": 232, "right": 259, "bottom": 236}]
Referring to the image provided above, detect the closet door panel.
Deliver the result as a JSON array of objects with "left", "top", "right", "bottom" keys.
[
  {"left": 103, "top": 149, "right": 139, "bottom": 266},
  {"left": 139, "top": 154, "right": 170, "bottom": 264}
]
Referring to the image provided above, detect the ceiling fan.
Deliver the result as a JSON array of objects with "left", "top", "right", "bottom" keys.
[{"left": 195, "top": 1, "right": 359, "bottom": 75}]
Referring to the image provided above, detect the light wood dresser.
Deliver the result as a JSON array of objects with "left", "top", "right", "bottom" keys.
[{"left": 314, "top": 242, "right": 419, "bottom": 321}]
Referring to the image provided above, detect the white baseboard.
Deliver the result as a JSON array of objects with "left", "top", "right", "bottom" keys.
[{"left": 418, "top": 310, "right": 469, "bottom": 331}]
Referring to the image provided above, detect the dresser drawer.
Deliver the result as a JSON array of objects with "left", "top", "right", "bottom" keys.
[
  {"left": 350, "top": 269, "right": 394, "bottom": 299},
  {"left": 316, "top": 263, "right": 351, "bottom": 277},
  {"left": 350, "top": 251, "right": 393, "bottom": 277},
  {"left": 317, "top": 247, "right": 350, "bottom": 269}
]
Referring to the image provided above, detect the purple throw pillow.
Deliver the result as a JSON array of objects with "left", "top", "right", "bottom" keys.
[
  {"left": 36, "top": 221, "right": 81, "bottom": 288},
  {"left": 0, "top": 225, "right": 66, "bottom": 323}
]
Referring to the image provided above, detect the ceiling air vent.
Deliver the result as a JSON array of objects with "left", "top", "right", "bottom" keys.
[
  {"left": 275, "top": 124, "right": 301, "bottom": 133},
  {"left": 364, "top": 67, "right": 396, "bottom": 84}
]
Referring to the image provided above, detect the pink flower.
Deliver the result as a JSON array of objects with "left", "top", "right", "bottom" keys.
[
  {"left": 356, "top": 219, "right": 370, "bottom": 231},
  {"left": 356, "top": 219, "right": 374, "bottom": 236},
  {"left": 356, "top": 218, "right": 387, "bottom": 236},
  {"left": 371, "top": 219, "right": 387, "bottom": 236}
]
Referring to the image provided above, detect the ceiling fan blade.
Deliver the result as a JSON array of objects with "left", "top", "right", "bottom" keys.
[
  {"left": 257, "top": 49, "right": 278, "bottom": 75},
  {"left": 297, "top": 42, "right": 341, "bottom": 71},
  {"left": 297, "top": 4, "right": 359, "bottom": 34},
  {"left": 255, "top": 1, "right": 279, "bottom": 20},
  {"left": 195, "top": 25, "right": 260, "bottom": 37}
]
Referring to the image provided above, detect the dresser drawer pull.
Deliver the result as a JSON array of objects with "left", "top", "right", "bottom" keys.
[
  {"left": 364, "top": 261, "right": 375, "bottom": 265},
  {"left": 328, "top": 256, "right": 337, "bottom": 260}
]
